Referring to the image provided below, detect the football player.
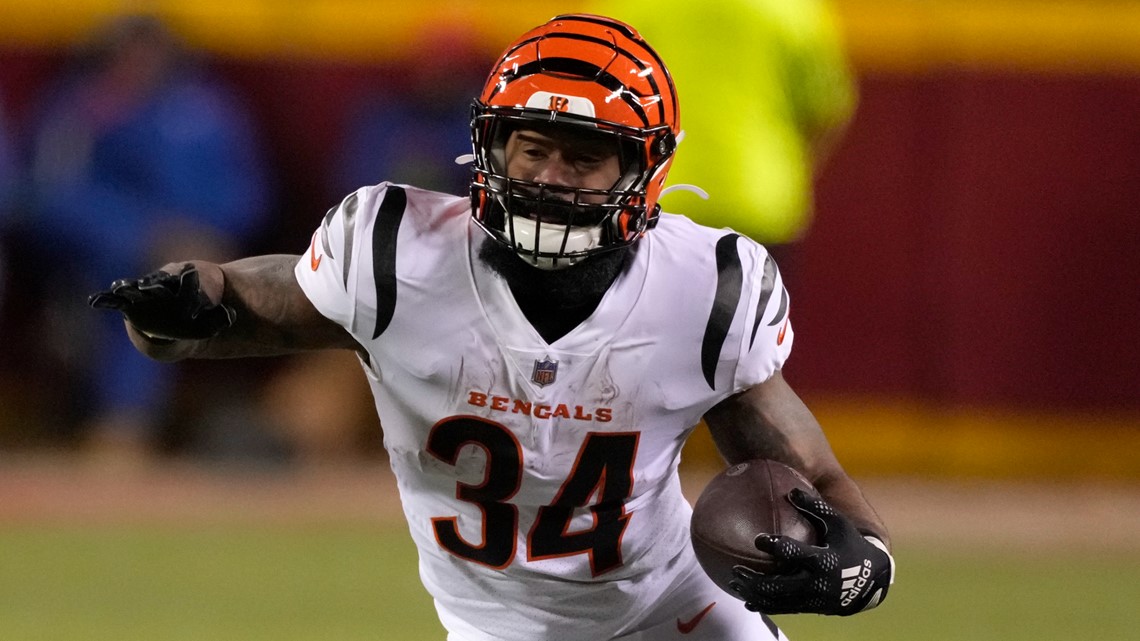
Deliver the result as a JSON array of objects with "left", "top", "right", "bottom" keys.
[{"left": 90, "top": 14, "right": 894, "bottom": 640}]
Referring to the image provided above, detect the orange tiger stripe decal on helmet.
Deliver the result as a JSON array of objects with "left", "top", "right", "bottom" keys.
[{"left": 469, "top": 14, "right": 680, "bottom": 267}]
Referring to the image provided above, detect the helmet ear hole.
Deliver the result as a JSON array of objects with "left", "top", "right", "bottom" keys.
[
  {"left": 627, "top": 209, "right": 646, "bottom": 239},
  {"left": 607, "top": 212, "right": 625, "bottom": 243},
  {"left": 645, "top": 204, "right": 661, "bottom": 229},
  {"left": 655, "top": 132, "right": 677, "bottom": 160}
]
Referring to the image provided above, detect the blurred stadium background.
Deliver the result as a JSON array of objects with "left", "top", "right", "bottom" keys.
[{"left": 0, "top": 1, "right": 1137, "bottom": 639}]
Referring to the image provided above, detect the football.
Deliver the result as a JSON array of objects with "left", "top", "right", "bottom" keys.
[{"left": 689, "top": 459, "right": 821, "bottom": 596}]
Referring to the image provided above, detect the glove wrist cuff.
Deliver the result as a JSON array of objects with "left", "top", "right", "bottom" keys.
[
  {"left": 863, "top": 535, "right": 896, "bottom": 586},
  {"left": 132, "top": 325, "right": 178, "bottom": 345}
]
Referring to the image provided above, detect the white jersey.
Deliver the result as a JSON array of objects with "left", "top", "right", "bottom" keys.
[{"left": 295, "top": 183, "right": 794, "bottom": 641}]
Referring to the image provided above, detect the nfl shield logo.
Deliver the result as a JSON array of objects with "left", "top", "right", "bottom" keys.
[{"left": 532, "top": 357, "right": 559, "bottom": 387}]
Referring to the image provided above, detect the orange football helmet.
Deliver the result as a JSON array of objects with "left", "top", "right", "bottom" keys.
[{"left": 470, "top": 14, "right": 680, "bottom": 269}]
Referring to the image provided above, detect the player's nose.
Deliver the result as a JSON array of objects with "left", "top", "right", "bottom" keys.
[{"left": 532, "top": 156, "right": 576, "bottom": 187}]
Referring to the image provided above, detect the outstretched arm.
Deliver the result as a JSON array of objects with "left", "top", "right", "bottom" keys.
[{"left": 92, "top": 256, "right": 359, "bottom": 361}]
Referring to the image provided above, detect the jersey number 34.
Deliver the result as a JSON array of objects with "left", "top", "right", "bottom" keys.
[{"left": 427, "top": 416, "right": 639, "bottom": 577}]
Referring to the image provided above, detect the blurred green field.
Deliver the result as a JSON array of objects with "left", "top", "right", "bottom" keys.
[
  {"left": 1, "top": 520, "right": 1137, "bottom": 641},
  {"left": 0, "top": 523, "right": 443, "bottom": 641}
]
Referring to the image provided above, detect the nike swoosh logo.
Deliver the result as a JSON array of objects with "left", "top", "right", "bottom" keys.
[
  {"left": 677, "top": 602, "right": 716, "bottom": 634},
  {"left": 309, "top": 231, "right": 322, "bottom": 271},
  {"left": 776, "top": 318, "right": 789, "bottom": 346}
]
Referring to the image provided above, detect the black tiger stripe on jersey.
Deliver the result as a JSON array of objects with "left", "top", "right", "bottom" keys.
[
  {"left": 747, "top": 254, "right": 790, "bottom": 350},
  {"left": 372, "top": 185, "right": 407, "bottom": 339},
  {"left": 747, "top": 252, "right": 784, "bottom": 346},
  {"left": 768, "top": 286, "right": 788, "bottom": 328},
  {"left": 748, "top": 255, "right": 777, "bottom": 349},
  {"left": 320, "top": 205, "right": 337, "bottom": 261},
  {"left": 701, "top": 233, "right": 743, "bottom": 390},
  {"left": 338, "top": 191, "right": 360, "bottom": 289}
]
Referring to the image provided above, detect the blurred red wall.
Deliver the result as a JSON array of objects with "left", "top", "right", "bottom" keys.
[
  {"left": 794, "top": 71, "right": 1140, "bottom": 412},
  {"left": 1, "top": 51, "right": 1137, "bottom": 414}
]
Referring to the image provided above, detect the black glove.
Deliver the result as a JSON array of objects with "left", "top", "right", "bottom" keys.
[
  {"left": 88, "top": 263, "right": 236, "bottom": 340},
  {"left": 729, "top": 488, "right": 895, "bottom": 616}
]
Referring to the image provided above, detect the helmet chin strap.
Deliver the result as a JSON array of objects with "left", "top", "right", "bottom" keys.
[{"left": 509, "top": 215, "right": 601, "bottom": 270}]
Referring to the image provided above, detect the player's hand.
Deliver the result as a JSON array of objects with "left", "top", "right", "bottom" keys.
[
  {"left": 728, "top": 488, "right": 895, "bottom": 616},
  {"left": 88, "top": 263, "right": 235, "bottom": 340}
]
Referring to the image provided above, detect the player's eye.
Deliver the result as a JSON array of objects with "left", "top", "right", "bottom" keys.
[{"left": 570, "top": 153, "right": 604, "bottom": 170}]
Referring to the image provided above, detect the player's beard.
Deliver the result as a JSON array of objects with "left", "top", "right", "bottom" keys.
[{"left": 478, "top": 237, "right": 631, "bottom": 310}]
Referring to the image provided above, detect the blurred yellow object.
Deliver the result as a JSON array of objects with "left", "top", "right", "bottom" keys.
[{"left": 599, "top": 0, "right": 857, "bottom": 244}]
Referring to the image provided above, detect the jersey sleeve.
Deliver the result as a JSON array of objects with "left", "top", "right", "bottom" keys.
[
  {"left": 732, "top": 245, "right": 794, "bottom": 390},
  {"left": 293, "top": 186, "right": 380, "bottom": 336}
]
